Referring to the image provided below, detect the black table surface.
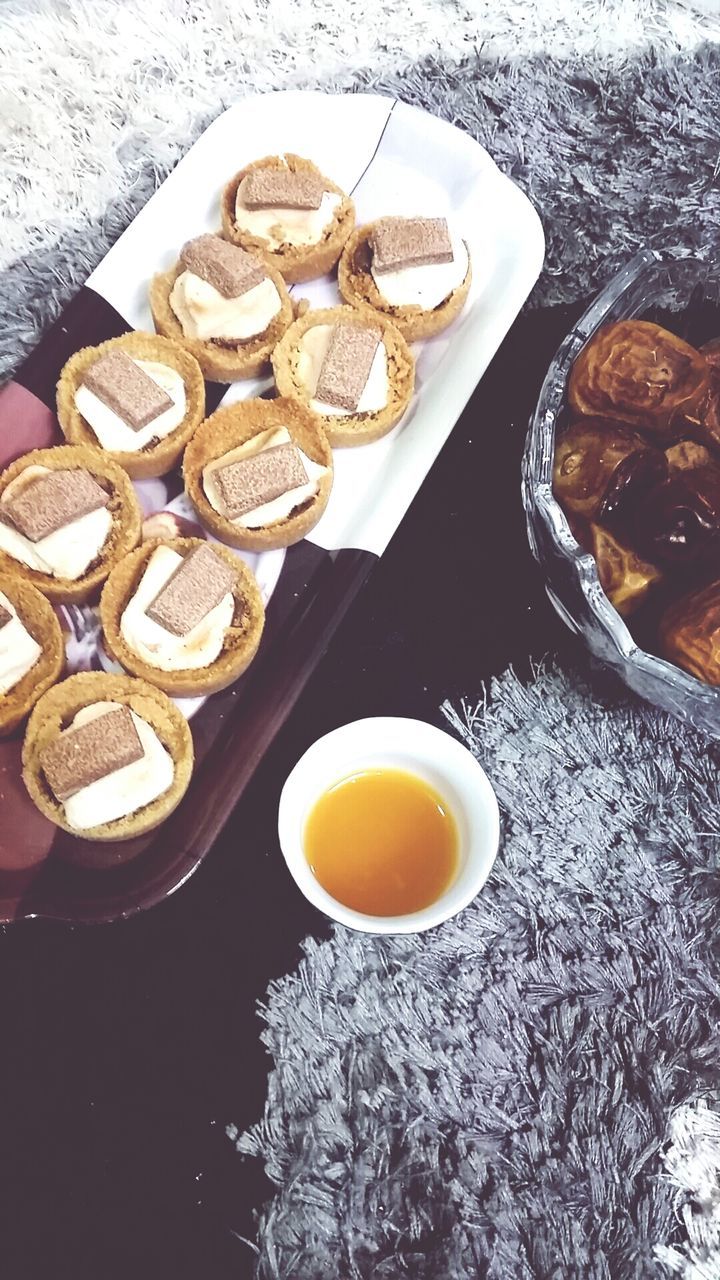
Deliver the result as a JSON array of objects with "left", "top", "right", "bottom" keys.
[{"left": 0, "top": 303, "right": 582, "bottom": 1280}]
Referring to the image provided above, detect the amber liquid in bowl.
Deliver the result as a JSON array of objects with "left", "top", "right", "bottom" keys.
[{"left": 303, "top": 768, "right": 459, "bottom": 917}]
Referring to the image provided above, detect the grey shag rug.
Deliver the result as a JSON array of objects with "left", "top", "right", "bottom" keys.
[
  {"left": 234, "top": 664, "right": 720, "bottom": 1279},
  {"left": 2, "top": 5, "right": 720, "bottom": 378},
  {"left": 3, "top": 3, "right": 720, "bottom": 1276}
]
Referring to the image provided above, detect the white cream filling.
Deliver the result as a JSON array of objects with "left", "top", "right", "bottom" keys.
[
  {"left": 370, "top": 230, "right": 469, "bottom": 311},
  {"left": 120, "top": 544, "right": 234, "bottom": 672},
  {"left": 234, "top": 181, "right": 342, "bottom": 251},
  {"left": 61, "top": 701, "right": 174, "bottom": 832},
  {"left": 0, "top": 465, "right": 112, "bottom": 581},
  {"left": 169, "top": 270, "right": 281, "bottom": 342},
  {"left": 203, "top": 426, "right": 328, "bottom": 529},
  {"left": 295, "top": 325, "right": 389, "bottom": 418},
  {"left": 74, "top": 359, "right": 186, "bottom": 453},
  {"left": 0, "top": 590, "right": 42, "bottom": 696}
]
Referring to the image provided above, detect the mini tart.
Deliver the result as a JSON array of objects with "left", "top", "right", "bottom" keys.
[
  {"left": 0, "top": 575, "right": 65, "bottom": 737},
  {"left": 220, "top": 154, "right": 355, "bottom": 284},
  {"left": 55, "top": 332, "right": 206, "bottom": 480},
  {"left": 0, "top": 445, "right": 142, "bottom": 605},
  {"left": 22, "top": 672, "right": 193, "bottom": 842},
  {"left": 272, "top": 306, "right": 415, "bottom": 448},
  {"left": 338, "top": 223, "right": 472, "bottom": 341},
  {"left": 149, "top": 253, "right": 293, "bottom": 383},
  {"left": 99, "top": 537, "right": 265, "bottom": 697},
  {"left": 183, "top": 398, "right": 333, "bottom": 551}
]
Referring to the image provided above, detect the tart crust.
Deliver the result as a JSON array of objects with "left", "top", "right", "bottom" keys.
[
  {"left": 22, "top": 671, "right": 193, "bottom": 841},
  {"left": 99, "top": 537, "right": 265, "bottom": 697},
  {"left": 221, "top": 154, "right": 355, "bottom": 284},
  {"left": 338, "top": 223, "right": 472, "bottom": 341},
  {"left": 272, "top": 305, "right": 415, "bottom": 447},
  {"left": 0, "top": 445, "right": 142, "bottom": 604},
  {"left": 183, "top": 397, "right": 333, "bottom": 551},
  {"left": 56, "top": 332, "right": 206, "bottom": 480},
  {"left": 0, "top": 574, "right": 65, "bottom": 737},
  {"left": 149, "top": 255, "right": 293, "bottom": 383}
]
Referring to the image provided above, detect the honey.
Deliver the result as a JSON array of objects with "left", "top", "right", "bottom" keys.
[{"left": 304, "top": 767, "right": 459, "bottom": 917}]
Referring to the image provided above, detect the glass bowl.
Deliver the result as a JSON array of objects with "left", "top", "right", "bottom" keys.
[{"left": 522, "top": 249, "right": 720, "bottom": 737}]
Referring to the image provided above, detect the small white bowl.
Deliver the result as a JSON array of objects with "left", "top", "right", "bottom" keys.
[{"left": 278, "top": 716, "right": 500, "bottom": 934}]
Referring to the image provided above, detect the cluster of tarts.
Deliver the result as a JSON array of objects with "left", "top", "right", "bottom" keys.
[{"left": 3, "top": 152, "right": 473, "bottom": 843}]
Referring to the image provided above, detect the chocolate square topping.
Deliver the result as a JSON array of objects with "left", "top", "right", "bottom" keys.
[
  {"left": 242, "top": 169, "right": 324, "bottom": 211},
  {"left": 146, "top": 544, "right": 237, "bottom": 637},
  {"left": 371, "top": 217, "right": 453, "bottom": 273},
  {"left": 180, "top": 234, "right": 266, "bottom": 299},
  {"left": 213, "top": 444, "right": 309, "bottom": 520},
  {"left": 82, "top": 350, "right": 173, "bottom": 431},
  {"left": 0, "top": 602, "right": 11, "bottom": 630},
  {"left": 314, "top": 324, "right": 381, "bottom": 412},
  {"left": 2, "top": 469, "right": 110, "bottom": 543},
  {"left": 40, "top": 706, "right": 144, "bottom": 803}
]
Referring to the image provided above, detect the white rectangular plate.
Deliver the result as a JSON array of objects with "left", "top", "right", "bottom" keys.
[
  {"left": 0, "top": 90, "right": 544, "bottom": 921},
  {"left": 88, "top": 90, "right": 545, "bottom": 555}
]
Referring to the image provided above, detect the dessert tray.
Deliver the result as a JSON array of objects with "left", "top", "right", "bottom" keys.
[{"left": 0, "top": 90, "right": 544, "bottom": 922}]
